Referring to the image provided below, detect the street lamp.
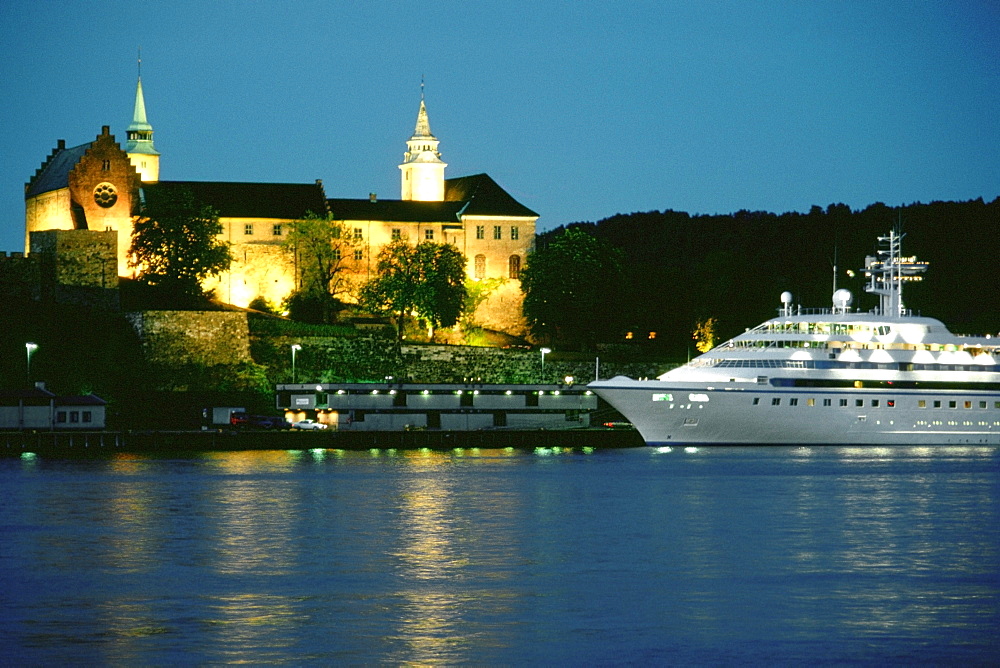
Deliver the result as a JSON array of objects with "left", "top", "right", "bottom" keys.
[
  {"left": 25, "top": 342, "right": 38, "bottom": 385},
  {"left": 291, "top": 344, "right": 302, "bottom": 383},
  {"left": 540, "top": 347, "right": 551, "bottom": 380}
]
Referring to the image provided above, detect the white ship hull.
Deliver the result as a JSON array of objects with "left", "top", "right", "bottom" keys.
[{"left": 591, "top": 378, "right": 1000, "bottom": 446}]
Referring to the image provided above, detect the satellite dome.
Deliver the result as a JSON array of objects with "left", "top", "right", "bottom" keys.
[
  {"left": 833, "top": 289, "right": 853, "bottom": 308},
  {"left": 780, "top": 291, "right": 793, "bottom": 305}
]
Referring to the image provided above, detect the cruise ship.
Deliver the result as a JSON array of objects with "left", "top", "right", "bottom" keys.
[{"left": 589, "top": 230, "right": 1000, "bottom": 445}]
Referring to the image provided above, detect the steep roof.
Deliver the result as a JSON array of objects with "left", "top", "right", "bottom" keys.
[
  {"left": 25, "top": 142, "right": 92, "bottom": 198},
  {"left": 445, "top": 173, "right": 538, "bottom": 218},
  {"left": 143, "top": 181, "right": 329, "bottom": 219},
  {"left": 328, "top": 198, "right": 464, "bottom": 223}
]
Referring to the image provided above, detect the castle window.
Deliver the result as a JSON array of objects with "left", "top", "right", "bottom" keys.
[
  {"left": 425, "top": 229, "right": 434, "bottom": 240},
  {"left": 493, "top": 226, "right": 502, "bottom": 240},
  {"left": 354, "top": 228, "right": 363, "bottom": 240},
  {"left": 476, "top": 226, "right": 485, "bottom": 240},
  {"left": 511, "top": 226, "right": 519, "bottom": 240},
  {"left": 332, "top": 248, "right": 342, "bottom": 261},
  {"left": 102, "top": 160, "right": 111, "bottom": 171},
  {"left": 273, "top": 224, "right": 282, "bottom": 236},
  {"left": 392, "top": 228, "right": 402, "bottom": 240},
  {"left": 508, "top": 254, "right": 521, "bottom": 279},
  {"left": 244, "top": 224, "right": 254, "bottom": 235},
  {"left": 354, "top": 249, "right": 363, "bottom": 261},
  {"left": 474, "top": 254, "right": 486, "bottom": 279}
]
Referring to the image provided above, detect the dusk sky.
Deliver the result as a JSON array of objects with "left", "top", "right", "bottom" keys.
[{"left": 2, "top": 1, "right": 998, "bottom": 254}]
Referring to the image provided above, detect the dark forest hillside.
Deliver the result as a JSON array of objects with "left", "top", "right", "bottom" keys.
[{"left": 540, "top": 198, "right": 1000, "bottom": 357}]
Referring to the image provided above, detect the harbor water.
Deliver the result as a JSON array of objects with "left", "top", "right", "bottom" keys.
[{"left": 2, "top": 444, "right": 998, "bottom": 664}]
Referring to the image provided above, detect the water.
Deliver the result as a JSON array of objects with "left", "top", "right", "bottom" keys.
[{"left": 2, "top": 445, "right": 998, "bottom": 665}]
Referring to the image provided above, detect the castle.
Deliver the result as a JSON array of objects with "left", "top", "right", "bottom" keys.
[{"left": 23, "top": 77, "right": 537, "bottom": 333}]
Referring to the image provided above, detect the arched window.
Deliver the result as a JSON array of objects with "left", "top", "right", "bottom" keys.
[
  {"left": 474, "top": 254, "right": 486, "bottom": 280},
  {"left": 508, "top": 255, "right": 521, "bottom": 279}
]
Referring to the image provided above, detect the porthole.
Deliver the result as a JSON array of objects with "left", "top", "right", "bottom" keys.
[{"left": 94, "top": 182, "right": 118, "bottom": 208}]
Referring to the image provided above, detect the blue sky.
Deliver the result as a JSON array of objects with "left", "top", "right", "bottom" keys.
[{"left": 2, "top": 1, "right": 998, "bottom": 253}]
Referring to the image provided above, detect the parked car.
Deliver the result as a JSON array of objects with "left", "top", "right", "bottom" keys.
[
  {"left": 230, "top": 412, "right": 292, "bottom": 430},
  {"left": 292, "top": 419, "right": 328, "bottom": 430}
]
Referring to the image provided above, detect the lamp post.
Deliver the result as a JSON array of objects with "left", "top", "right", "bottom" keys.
[
  {"left": 291, "top": 344, "right": 302, "bottom": 384},
  {"left": 25, "top": 342, "right": 38, "bottom": 385},
  {"left": 540, "top": 347, "right": 551, "bottom": 381}
]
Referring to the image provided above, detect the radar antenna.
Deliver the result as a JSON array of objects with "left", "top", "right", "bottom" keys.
[{"left": 863, "top": 227, "right": 928, "bottom": 317}]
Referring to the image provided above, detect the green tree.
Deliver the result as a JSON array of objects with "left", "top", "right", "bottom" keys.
[
  {"left": 282, "top": 212, "right": 358, "bottom": 323},
  {"left": 128, "top": 186, "right": 231, "bottom": 298},
  {"left": 520, "top": 226, "right": 625, "bottom": 349},
  {"left": 359, "top": 240, "right": 468, "bottom": 342}
]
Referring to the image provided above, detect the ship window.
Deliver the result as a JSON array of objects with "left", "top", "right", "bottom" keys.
[
  {"left": 918, "top": 400, "right": 926, "bottom": 408},
  {"left": 856, "top": 399, "right": 863, "bottom": 407},
  {"left": 871, "top": 400, "right": 879, "bottom": 407},
  {"left": 949, "top": 401, "right": 957, "bottom": 409},
  {"left": 789, "top": 398, "right": 798, "bottom": 406},
  {"left": 980, "top": 401, "right": 987, "bottom": 409},
  {"left": 752, "top": 397, "right": 760, "bottom": 405},
  {"left": 807, "top": 398, "right": 815, "bottom": 406},
  {"left": 840, "top": 399, "right": 848, "bottom": 407},
  {"left": 823, "top": 399, "right": 831, "bottom": 406},
  {"left": 964, "top": 401, "right": 972, "bottom": 409},
  {"left": 887, "top": 400, "right": 894, "bottom": 407},
  {"left": 771, "top": 398, "right": 780, "bottom": 406},
  {"left": 934, "top": 401, "right": 941, "bottom": 408}
]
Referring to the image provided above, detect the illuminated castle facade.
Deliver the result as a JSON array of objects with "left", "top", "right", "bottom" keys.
[{"left": 24, "top": 79, "right": 537, "bottom": 334}]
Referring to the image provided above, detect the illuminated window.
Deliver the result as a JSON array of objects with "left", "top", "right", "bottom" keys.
[
  {"left": 964, "top": 401, "right": 972, "bottom": 409},
  {"left": 648, "top": 332, "right": 657, "bottom": 340},
  {"left": 425, "top": 229, "right": 434, "bottom": 240},
  {"left": 807, "top": 398, "right": 815, "bottom": 406},
  {"left": 474, "top": 254, "right": 486, "bottom": 279},
  {"left": 511, "top": 226, "right": 519, "bottom": 240},
  {"left": 625, "top": 332, "right": 633, "bottom": 340},
  {"left": 508, "top": 255, "right": 521, "bottom": 279},
  {"left": 493, "top": 225, "right": 502, "bottom": 240},
  {"left": 918, "top": 400, "right": 926, "bottom": 408},
  {"left": 476, "top": 225, "right": 485, "bottom": 239},
  {"left": 244, "top": 224, "right": 253, "bottom": 235},
  {"left": 273, "top": 224, "right": 282, "bottom": 236}
]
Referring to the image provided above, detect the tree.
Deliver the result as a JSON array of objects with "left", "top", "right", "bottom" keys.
[
  {"left": 519, "top": 226, "right": 625, "bottom": 349},
  {"left": 358, "top": 240, "right": 468, "bottom": 342},
  {"left": 129, "top": 186, "right": 231, "bottom": 298},
  {"left": 692, "top": 317, "right": 719, "bottom": 353},
  {"left": 282, "top": 212, "right": 358, "bottom": 323}
]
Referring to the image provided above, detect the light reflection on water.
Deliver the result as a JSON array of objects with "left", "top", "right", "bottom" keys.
[{"left": 1, "top": 445, "right": 997, "bottom": 664}]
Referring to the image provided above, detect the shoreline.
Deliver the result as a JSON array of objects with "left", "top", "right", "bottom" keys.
[{"left": 2, "top": 427, "right": 644, "bottom": 456}]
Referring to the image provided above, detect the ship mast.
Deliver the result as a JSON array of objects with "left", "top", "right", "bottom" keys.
[{"left": 863, "top": 228, "right": 928, "bottom": 317}]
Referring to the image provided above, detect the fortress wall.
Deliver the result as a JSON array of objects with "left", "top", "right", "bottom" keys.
[{"left": 127, "top": 311, "right": 251, "bottom": 365}]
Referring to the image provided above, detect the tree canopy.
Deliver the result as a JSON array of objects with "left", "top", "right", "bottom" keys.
[
  {"left": 281, "top": 212, "right": 358, "bottom": 323},
  {"left": 519, "top": 226, "right": 625, "bottom": 349},
  {"left": 358, "top": 240, "right": 468, "bottom": 342},
  {"left": 128, "top": 186, "right": 231, "bottom": 299}
]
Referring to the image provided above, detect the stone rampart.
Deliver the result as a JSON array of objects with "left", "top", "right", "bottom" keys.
[{"left": 127, "top": 311, "right": 251, "bottom": 365}]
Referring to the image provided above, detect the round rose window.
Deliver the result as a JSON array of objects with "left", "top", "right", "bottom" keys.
[{"left": 94, "top": 183, "right": 118, "bottom": 208}]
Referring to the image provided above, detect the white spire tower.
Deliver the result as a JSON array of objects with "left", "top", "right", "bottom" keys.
[
  {"left": 125, "top": 49, "right": 160, "bottom": 182},
  {"left": 399, "top": 81, "right": 446, "bottom": 201}
]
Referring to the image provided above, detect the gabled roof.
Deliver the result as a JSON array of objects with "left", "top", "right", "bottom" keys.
[
  {"left": 25, "top": 142, "right": 92, "bottom": 198},
  {"left": 55, "top": 394, "right": 107, "bottom": 407},
  {"left": 328, "top": 198, "right": 464, "bottom": 223},
  {"left": 445, "top": 173, "right": 538, "bottom": 218},
  {"left": 143, "top": 181, "right": 329, "bottom": 220}
]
